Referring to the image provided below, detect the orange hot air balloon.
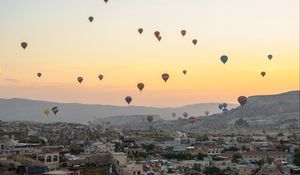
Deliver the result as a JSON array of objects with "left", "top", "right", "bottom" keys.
[
  {"left": 138, "top": 28, "right": 143, "bottom": 34},
  {"left": 162, "top": 73, "right": 169, "bottom": 82},
  {"left": 181, "top": 30, "right": 186, "bottom": 37},
  {"left": 77, "top": 77, "right": 83, "bottom": 83},
  {"left": 192, "top": 39, "right": 197, "bottom": 45},
  {"left": 137, "top": 83, "right": 144, "bottom": 91},
  {"left": 261, "top": 71, "right": 266, "bottom": 77},
  {"left": 21, "top": 42, "right": 28, "bottom": 49}
]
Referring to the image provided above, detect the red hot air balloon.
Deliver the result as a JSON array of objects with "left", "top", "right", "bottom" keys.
[
  {"left": 154, "top": 31, "right": 160, "bottom": 38},
  {"left": 137, "top": 83, "right": 144, "bottom": 91},
  {"left": 77, "top": 77, "right": 83, "bottom": 83},
  {"left": 238, "top": 96, "right": 248, "bottom": 107},
  {"left": 125, "top": 96, "right": 132, "bottom": 104},
  {"left": 138, "top": 28, "right": 143, "bottom": 34},
  {"left": 162, "top": 73, "right": 169, "bottom": 82},
  {"left": 181, "top": 30, "right": 186, "bottom": 37},
  {"left": 189, "top": 116, "right": 197, "bottom": 125},
  {"left": 21, "top": 42, "right": 28, "bottom": 49},
  {"left": 261, "top": 71, "right": 266, "bottom": 77},
  {"left": 192, "top": 39, "right": 197, "bottom": 45}
]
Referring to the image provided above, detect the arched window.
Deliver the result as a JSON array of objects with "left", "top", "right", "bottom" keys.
[
  {"left": 46, "top": 155, "right": 52, "bottom": 162},
  {"left": 53, "top": 155, "right": 58, "bottom": 162}
]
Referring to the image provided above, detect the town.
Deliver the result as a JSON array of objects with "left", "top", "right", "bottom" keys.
[{"left": 1, "top": 120, "right": 300, "bottom": 175}]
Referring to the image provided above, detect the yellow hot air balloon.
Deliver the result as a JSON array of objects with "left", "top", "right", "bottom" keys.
[{"left": 44, "top": 109, "right": 50, "bottom": 117}]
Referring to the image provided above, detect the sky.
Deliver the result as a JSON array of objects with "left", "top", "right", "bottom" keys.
[{"left": 0, "top": 0, "right": 299, "bottom": 107}]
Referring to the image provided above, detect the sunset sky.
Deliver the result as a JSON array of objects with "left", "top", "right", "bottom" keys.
[{"left": 0, "top": 0, "right": 299, "bottom": 107}]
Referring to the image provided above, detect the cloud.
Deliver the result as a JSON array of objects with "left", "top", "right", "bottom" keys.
[{"left": 4, "top": 78, "right": 20, "bottom": 83}]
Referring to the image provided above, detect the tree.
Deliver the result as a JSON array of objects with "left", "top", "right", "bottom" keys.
[{"left": 294, "top": 149, "right": 300, "bottom": 166}]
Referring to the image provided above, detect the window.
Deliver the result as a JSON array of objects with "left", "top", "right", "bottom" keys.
[
  {"left": 46, "top": 155, "right": 52, "bottom": 162},
  {"left": 53, "top": 155, "right": 58, "bottom": 162}
]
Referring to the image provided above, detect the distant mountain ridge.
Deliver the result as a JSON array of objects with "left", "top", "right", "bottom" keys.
[{"left": 0, "top": 97, "right": 237, "bottom": 123}]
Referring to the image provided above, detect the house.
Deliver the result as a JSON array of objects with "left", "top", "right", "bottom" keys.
[
  {"left": 207, "top": 145, "right": 223, "bottom": 156},
  {"left": 212, "top": 156, "right": 231, "bottom": 170}
]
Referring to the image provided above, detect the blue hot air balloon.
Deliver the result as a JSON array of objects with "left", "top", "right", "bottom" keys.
[{"left": 220, "top": 55, "right": 228, "bottom": 64}]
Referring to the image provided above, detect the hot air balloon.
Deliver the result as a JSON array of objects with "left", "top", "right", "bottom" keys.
[
  {"left": 192, "top": 39, "right": 197, "bottom": 45},
  {"left": 183, "top": 112, "right": 188, "bottom": 119},
  {"left": 147, "top": 115, "right": 153, "bottom": 124},
  {"left": 189, "top": 116, "right": 197, "bottom": 125},
  {"left": 104, "top": 0, "right": 108, "bottom": 3},
  {"left": 125, "top": 96, "right": 132, "bottom": 104},
  {"left": 218, "top": 104, "right": 223, "bottom": 110},
  {"left": 205, "top": 111, "right": 209, "bottom": 116},
  {"left": 51, "top": 106, "right": 59, "bottom": 115},
  {"left": 181, "top": 30, "right": 186, "bottom": 37},
  {"left": 137, "top": 83, "right": 144, "bottom": 91},
  {"left": 182, "top": 70, "right": 187, "bottom": 75},
  {"left": 21, "top": 42, "right": 27, "bottom": 49},
  {"left": 267, "top": 54, "right": 273, "bottom": 60},
  {"left": 77, "top": 77, "right": 83, "bottom": 83},
  {"left": 172, "top": 112, "right": 176, "bottom": 118},
  {"left": 162, "top": 73, "right": 169, "bottom": 82},
  {"left": 154, "top": 31, "right": 160, "bottom": 38},
  {"left": 222, "top": 108, "right": 228, "bottom": 113},
  {"left": 238, "top": 96, "right": 248, "bottom": 107},
  {"left": 261, "top": 71, "right": 266, "bottom": 77},
  {"left": 88, "top": 16, "right": 94, "bottom": 22},
  {"left": 157, "top": 36, "right": 162, "bottom": 41},
  {"left": 222, "top": 103, "right": 227, "bottom": 108},
  {"left": 98, "top": 74, "right": 104, "bottom": 80},
  {"left": 44, "top": 109, "right": 50, "bottom": 117},
  {"left": 37, "top": 72, "right": 42, "bottom": 78},
  {"left": 138, "top": 28, "right": 143, "bottom": 34},
  {"left": 220, "top": 55, "right": 228, "bottom": 64}
]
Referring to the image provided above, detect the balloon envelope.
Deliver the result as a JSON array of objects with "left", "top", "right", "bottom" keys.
[
  {"left": 268, "top": 54, "right": 273, "bottom": 60},
  {"left": 104, "top": 0, "right": 108, "bottom": 3},
  {"left": 137, "top": 83, "right": 144, "bottom": 91},
  {"left": 154, "top": 31, "right": 160, "bottom": 37},
  {"left": 51, "top": 106, "right": 59, "bottom": 115},
  {"left": 37, "top": 73, "right": 42, "bottom": 77},
  {"left": 218, "top": 104, "right": 223, "bottom": 110},
  {"left": 220, "top": 55, "right": 228, "bottom": 64},
  {"left": 98, "top": 74, "right": 104, "bottom": 80},
  {"left": 21, "top": 42, "right": 27, "bottom": 49},
  {"left": 147, "top": 115, "right": 153, "bottom": 123},
  {"left": 162, "top": 73, "right": 169, "bottom": 82},
  {"left": 77, "top": 77, "right": 83, "bottom": 83},
  {"left": 44, "top": 109, "right": 50, "bottom": 117},
  {"left": 261, "top": 71, "right": 266, "bottom": 77},
  {"left": 183, "top": 112, "right": 188, "bottom": 118},
  {"left": 125, "top": 96, "right": 132, "bottom": 104},
  {"left": 181, "top": 30, "right": 186, "bottom": 36},
  {"left": 192, "top": 39, "right": 197, "bottom": 45},
  {"left": 238, "top": 96, "right": 248, "bottom": 106},
  {"left": 182, "top": 70, "right": 187, "bottom": 75},
  {"left": 88, "top": 16, "right": 94, "bottom": 22},
  {"left": 138, "top": 28, "right": 143, "bottom": 34}
]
